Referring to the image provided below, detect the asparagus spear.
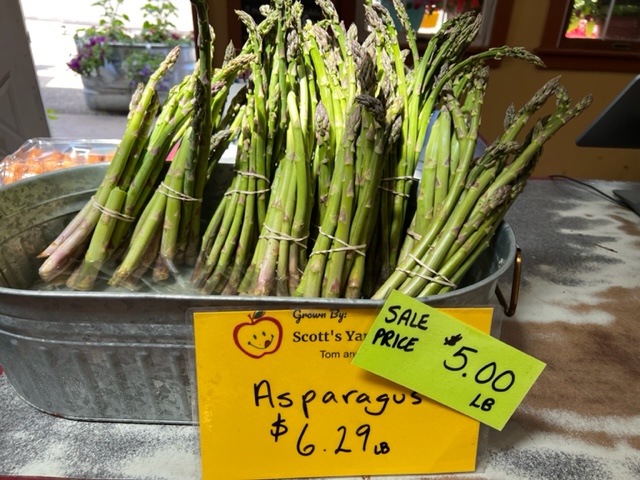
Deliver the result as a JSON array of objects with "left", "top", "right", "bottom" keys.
[
  {"left": 65, "top": 187, "right": 127, "bottom": 290},
  {"left": 184, "top": 0, "right": 213, "bottom": 265},
  {"left": 154, "top": 116, "right": 202, "bottom": 281}
]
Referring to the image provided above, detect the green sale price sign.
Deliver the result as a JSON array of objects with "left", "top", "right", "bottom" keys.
[{"left": 352, "top": 290, "right": 546, "bottom": 431}]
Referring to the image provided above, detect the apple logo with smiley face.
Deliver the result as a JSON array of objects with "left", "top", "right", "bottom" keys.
[{"left": 233, "top": 311, "right": 283, "bottom": 359}]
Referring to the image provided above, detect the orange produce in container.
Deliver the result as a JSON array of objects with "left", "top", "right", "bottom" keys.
[{"left": 0, "top": 138, "right": 117, "bottom": 185}]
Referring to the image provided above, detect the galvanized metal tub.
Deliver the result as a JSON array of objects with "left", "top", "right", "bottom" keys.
[{"left": 0, "top": 164, "right": 518, "bottom": 423}]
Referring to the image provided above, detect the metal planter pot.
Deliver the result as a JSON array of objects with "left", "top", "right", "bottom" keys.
[
  {"left": 0, "top": 163, "right": 518, "bottom": 423},
  {"left": 80, "top": 42, "right": 196, "bottom": 112}
]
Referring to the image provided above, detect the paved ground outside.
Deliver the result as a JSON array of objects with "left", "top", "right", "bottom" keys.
[{"left": 21, "top": 0, "right": 195, "bottom": 140}]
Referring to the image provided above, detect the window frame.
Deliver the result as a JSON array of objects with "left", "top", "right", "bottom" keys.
[
  {"left": 464, "top": 0, "right": 515, "bottom": 51},
  {"left": 535, "top": 0, "right": 640, "bottom": 72}
]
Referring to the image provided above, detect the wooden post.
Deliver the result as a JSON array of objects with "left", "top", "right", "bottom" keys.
[{"left": 206, "top": 0, "right": 241, "bottom": 67}]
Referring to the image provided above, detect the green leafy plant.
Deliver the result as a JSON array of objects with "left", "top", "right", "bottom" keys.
[
  {"left": 122, "top": 50, "right": 170, "bottom": 90},
  {"left": 92, "top": 0, "right": 130, "bottom": 40},
  {"left": 140, "top": 0, "right": 182, "bottom": 43},
  {"left": 67, "top": 0, "right": 192, "bottom": 83},
  {"left": 67, "top": 32, "right": 111, "bottom": 76}
]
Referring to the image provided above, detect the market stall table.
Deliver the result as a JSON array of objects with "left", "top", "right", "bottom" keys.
[{"left": 0, "top": 177, "right": 639, "bottom": 479}]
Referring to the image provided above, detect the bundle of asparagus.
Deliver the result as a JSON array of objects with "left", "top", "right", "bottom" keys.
[
  {"left": 293, "top": 2, "right": 385, "bottom": 299},
  {"left": 192, "top": 3, "right": 289, "bottom": 295},
  {"left": 38, "top": 48, "right": 181, "bottom": 289},
  {"left": 110, "top": 0, "right": 255, "bottom": 288},
  {"left": 372, "top": 74, "right": 592, "bottom": 299}
]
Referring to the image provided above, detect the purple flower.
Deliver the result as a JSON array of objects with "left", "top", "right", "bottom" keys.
[
  {"left": 68, "top": 33, "right": 111, "bottom": 76},
  {"left": 89, "top": 35, "right": 106, "bottom": 46},
  {"left": 67, "top": 56, "right": 81, "bottom": 73}
]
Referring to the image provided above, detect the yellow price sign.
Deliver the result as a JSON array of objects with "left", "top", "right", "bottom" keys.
[
  {"left": 193, "top": 305, "right": 493, "bottom": 480},
  {"left": 353, "top": 291, "right": 546, "bottom": 431}
]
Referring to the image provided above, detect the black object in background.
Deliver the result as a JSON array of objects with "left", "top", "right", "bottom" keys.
[{"left": 576, "top": 74, "right": 640, "bottom": 217}]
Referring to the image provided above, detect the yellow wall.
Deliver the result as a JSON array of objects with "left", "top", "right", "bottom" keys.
[{"left": 482, "top": 1, "right": 639, "bottom": 181}]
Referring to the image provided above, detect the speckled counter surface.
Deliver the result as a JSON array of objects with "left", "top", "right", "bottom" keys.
[{"left": 1, "top": 178, "right": 639, "bottom": 480}]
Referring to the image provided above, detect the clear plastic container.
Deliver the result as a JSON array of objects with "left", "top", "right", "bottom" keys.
[{"left": 0, "top": 138, "right": 119, "bottom": 186}]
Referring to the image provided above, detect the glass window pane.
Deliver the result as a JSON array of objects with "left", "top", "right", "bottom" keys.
[
  {"left": 420, "top": 0, "right": 484, "bottom": 34},
  {"left": 565, "top": 0, "right": 640, "bottom": 41},
  {"left": 375, "top": 1, "right": 491, "bottom": 44}
]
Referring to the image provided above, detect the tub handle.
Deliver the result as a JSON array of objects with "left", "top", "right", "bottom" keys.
[{"left": 495, "top": 246, "right": 521, "bottom": 317}]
